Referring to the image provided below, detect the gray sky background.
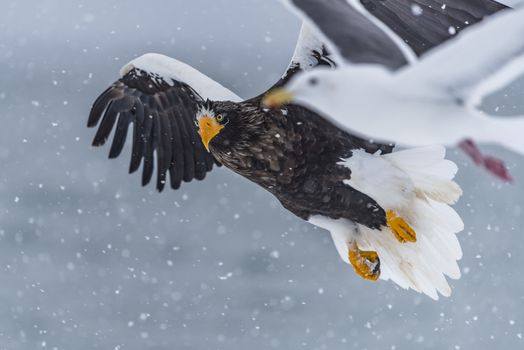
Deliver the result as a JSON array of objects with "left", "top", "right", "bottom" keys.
[{"left": 1, "top": 1, "right": 524, "bottom": 349}]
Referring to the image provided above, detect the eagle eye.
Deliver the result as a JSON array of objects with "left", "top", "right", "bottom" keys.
[{"left": 216, "top": 114, "right": 225, "bottom": 122}]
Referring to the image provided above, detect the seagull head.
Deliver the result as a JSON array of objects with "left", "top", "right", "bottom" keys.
[{"left": 262, "top": 69, "right": 336, "bottom": 109}]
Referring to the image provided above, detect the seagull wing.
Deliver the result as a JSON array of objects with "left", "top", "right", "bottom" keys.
[
  {"left": 88, "top": 53, "right": 242, "bottom": 192},
  {"left": 281, "top": 0, "right": 409, "bottom": 69},
  {"left": 281, "top": 0, "right": 508, "bottom": 69},
  {"left": 398, "top": 4, "right": 522, "bottom": 110},
  {"left": 359, "top": 0, "right": 507, "bottom": 57},
  {"left": 397, "top": 4, "right": 524, "bottom": 155}
]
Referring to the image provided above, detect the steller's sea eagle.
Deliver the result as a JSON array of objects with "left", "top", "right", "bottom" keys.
[{"left": 88, "top": 0, "right": 506, "bottom": 299}]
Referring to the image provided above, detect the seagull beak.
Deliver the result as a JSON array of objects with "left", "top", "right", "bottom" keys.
[
  {"left": 262, "top": 88, "right": 294, "bottom": 109},
  {"left": 198, "top": 116, "right": 224, "bottom": 152}
]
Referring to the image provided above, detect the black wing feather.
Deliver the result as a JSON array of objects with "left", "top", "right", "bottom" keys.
[
  {"left": 88, "top": 67, "right": 219, "bottom": 191},
  {"left": 178, "top": 107, "right": 196, "bottom": 183},
  {"left": 142, "top": 123, "right": 155, "bottom": 187},
  {"left": 92, "top": 101, "right": 118, "bottom": 146},
  {"left": 88, "top": 86, "right": 120, "bottom": 127},
  {"left": 129, "top": 122, "right": 144, "bottom": 173},
  {"left": 168, "top": 107, "right": 185, "bottom": 190},
  {"left": 109, "top": 111, "right": 132, "bottom": 159}
]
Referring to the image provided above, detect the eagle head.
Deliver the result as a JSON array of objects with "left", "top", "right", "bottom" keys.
[{"left": 195, "top": 100, "right": 231, "bottom": 152}]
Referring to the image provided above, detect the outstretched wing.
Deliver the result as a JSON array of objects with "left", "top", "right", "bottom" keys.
[
  {"left": 281, "top": 0, "right": 508, "bottom": 69},
  {"left": 88, "top": 53, "right": 242, "bottom": 191},
  {"left": 270, "top": 0, "right": 507, "bottom": 94}
]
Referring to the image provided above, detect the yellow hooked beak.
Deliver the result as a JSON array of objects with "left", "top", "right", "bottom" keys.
[
  {"left": 198, "top": 116, "right": 224, "bottom": 152},
  {"left": 262, "top": 88, "right": 294, "bottom": 109}
]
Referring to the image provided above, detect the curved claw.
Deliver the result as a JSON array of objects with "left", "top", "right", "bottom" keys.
[
  {"left": 348, "top": 242, "right": 380, "bottom": 281},
  {"left": 387, "top": 210, "right": 417, "bottom": 243}
]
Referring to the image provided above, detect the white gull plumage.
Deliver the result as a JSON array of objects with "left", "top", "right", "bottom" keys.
[{"left": 279, "top": 2, "right": 524, "bottom": 155}]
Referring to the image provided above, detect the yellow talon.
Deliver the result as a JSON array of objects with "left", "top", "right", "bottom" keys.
[
  {"left": 348, "top": 242, "right": 380, "bottom": 281},
  {"left": 387, "top": 210, "right": 417, "bottom": 243}
]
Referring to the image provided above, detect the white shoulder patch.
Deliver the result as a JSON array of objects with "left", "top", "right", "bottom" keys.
[
  {"left": 120, "top": 53, "right": 243, "bottom": 103},
  {"left": 290, "top": 24, "right": 326, "bottom": 70},
  {"left": 340, "top": 149, "right": 415, "bottom": 210}
]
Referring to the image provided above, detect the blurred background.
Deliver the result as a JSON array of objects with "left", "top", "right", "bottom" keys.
[{"left": 1, "top": 0, "right": 524, "bottom": 349}]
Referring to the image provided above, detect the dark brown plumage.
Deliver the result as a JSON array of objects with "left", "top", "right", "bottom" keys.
[{"left": 205, "top": 98, "right": 393, "bottom": 228}]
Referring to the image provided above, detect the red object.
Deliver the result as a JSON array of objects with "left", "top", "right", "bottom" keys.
[{"left": 458, "top": 139, "right": 513, "bottom": 182}]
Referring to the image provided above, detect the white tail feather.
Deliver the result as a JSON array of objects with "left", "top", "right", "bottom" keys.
[
  {"left": 322, "top": 146, "right": 464, "bottom": 299},
  {"left": 383, "top": 146, "right": 462, "bottom": 204}
]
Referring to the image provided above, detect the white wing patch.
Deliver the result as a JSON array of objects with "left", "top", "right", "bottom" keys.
[
  {"left": 289, "top": 24, "right": 329, "bottom": 70},
  {"left": 340, "top": 149, "right": 415, "bottom": 211},
  {"left": 121, "top": 53, "right": 243, "bottom": 103}
]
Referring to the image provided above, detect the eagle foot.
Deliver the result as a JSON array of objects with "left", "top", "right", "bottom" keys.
[
  {"left": 348, "top": 241, "right": 380, "bottom": 281},
  {"left": 387, "top": 210, "right": 417, "bottom": 243}
]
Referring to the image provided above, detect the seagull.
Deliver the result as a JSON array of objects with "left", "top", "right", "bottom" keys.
[
  {"left": 265, "top": 0, "right": 521, "bottom": 181},
  {"left": 87, "top": 0, "right": 503, "bottom": 299}
]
